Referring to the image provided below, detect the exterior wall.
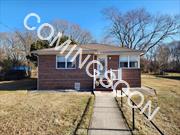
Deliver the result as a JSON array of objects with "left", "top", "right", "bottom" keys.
[
  {"left": 38, "top": 54, "right": 141, "bottom": 90},
  {"left": 107, "top": 55, "right": 141, "bottom": 88},
  {"left": 107, "top": 55, "right": 119, "bottom": 69},
  {"left": 38, "top": 54, "right": 94, "bottom": 90},
  {"left": 122, "top": 68, "right": 141, "bottom": 87}
]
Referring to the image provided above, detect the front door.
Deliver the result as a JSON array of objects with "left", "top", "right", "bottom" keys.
[{"left": 97, "top": 55, "right": 107, "bottom": 76}]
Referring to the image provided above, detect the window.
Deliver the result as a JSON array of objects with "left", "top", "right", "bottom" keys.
[
  {"left": 67, "top": 57, "right": 76, "bottom": 68},
  {"left": 129, "top": 55, "right": 138, "bottom": 68},
  {"left": 119, "top": 55, "right": 128, "bottom": 68},
  {"left": 119, "top": 55, "right": 139, "bottom": 68},
  {"left": 56, "top": 56, "right": 76, "bottom": 69},
  {"left": 130, "top": 61, "right": 138, "bottom": 67},
  {"left": 120, "top": 62, "right": 128, "bottom": 67},
  {"left": 57, "top": 56, "right": 66, "bottom": 68}
]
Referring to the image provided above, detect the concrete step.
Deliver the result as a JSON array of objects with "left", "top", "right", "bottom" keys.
[{"left": 95, "top": 88, "right": 113, "bottom": 91}]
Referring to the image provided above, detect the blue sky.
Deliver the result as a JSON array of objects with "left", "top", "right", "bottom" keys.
[{"left": 0, "top": 0, "right": 180, "bottom": 41}]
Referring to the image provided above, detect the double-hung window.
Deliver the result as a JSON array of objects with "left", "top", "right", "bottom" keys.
[
  {"left": 119, "top": 55, "right": 139, "bottom": 68},
  {"left": 119, "top": 55, "right": 128, "bottom": 68},
  {"left": 129, "top": 55, "right": 138, "bottom": 68},
  {"left": 56, "top": 56, "right": 76, "bottom": 69}
]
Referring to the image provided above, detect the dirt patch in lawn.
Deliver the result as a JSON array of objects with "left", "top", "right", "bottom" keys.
[{"left": 0, "top": 92, "right": 91, "bottom": 135}]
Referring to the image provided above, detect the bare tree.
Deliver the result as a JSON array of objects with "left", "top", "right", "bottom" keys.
[
  {"left": 68, "top": 24, "right": 93, "bottom": 44},
  {"left": 15, "top": 30, "right": 36, "bottom": 57},
  {"left": 0, "top": 46, "right": 6, "bottom": 61},
  {"left": 102, "top": 8, "right": 180, "bottom": 53},
  {"left": 51, "top": 20, "right": 69, "bottom": 34},
  {"left": 144, "top": 47, "right": 159, "bottom": 73},
  {"left": 51, "top": 19, "right": 93, "bottom": 44},
  {"left": 0, "top": 32, "right": 24, "bottom": 64},
  {"left": 169, "top": 41, "right": 180, "bottom": 71},
  {"left": 0, "top": 32, "right": 8, "bottom": 59},
  {"left": 0, "top": 31, "right": 36, "bottom": 64},
  {"left": 156, "top": 45, "right": 171, "bottom": 71}
]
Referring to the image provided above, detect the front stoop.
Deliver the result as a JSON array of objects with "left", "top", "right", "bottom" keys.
[{"left": 95, "top": 88, "right": 113, "bottom": 91}]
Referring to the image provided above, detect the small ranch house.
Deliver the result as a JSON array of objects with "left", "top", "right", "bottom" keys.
[{"left": 32, "top": 44, "right": 143, "bottom": 90}]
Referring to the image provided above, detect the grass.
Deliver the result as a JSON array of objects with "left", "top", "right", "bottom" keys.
[
  {"left": 155, "top": 72, "right": 180, "bottom": 80},
  {"left": 0, "top": 91, "right": 93, "bottom": 135},
  {"left": 117, "top": 73, "right": 180, "bottom": 135},
  {"left": 76, "top": 96, "right": 95, "bottom": 135}
]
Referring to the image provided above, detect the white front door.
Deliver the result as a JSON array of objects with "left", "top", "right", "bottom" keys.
[{"left": 97, "top": 55, "right": 107, "bottom": 76}]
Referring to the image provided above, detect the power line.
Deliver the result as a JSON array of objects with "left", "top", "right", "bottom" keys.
[{"left": 0, "top": 21, "right": 16, "bottom": 31}]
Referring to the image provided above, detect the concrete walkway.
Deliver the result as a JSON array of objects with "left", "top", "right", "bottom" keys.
[{"left": 88, "top": 92, "right": 131, "bottom": 135}]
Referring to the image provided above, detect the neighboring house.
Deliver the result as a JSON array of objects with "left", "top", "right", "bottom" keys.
[{"left": 32, "top": 44, "right": 143, "bottom": 90}]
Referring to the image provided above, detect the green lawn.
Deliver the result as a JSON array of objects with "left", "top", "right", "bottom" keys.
[
  {"left": 0, "top": 91, "right": 93, "bottom": 135},
  {"left": 117, "top": 73, "right": 180, "bottom": 135}
]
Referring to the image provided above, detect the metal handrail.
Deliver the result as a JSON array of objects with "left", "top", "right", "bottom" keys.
[{"left": 118, "top": 89, "right": 164, "bottom": 135}]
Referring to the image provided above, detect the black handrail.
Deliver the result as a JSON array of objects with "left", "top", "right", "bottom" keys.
[
  {"left": 132, "top": 102, "right": 135, "bottom": 130},
  {"left": 118, "top": 89, "right": 164, "bottom": 135}
]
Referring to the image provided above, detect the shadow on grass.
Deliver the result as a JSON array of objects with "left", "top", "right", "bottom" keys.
[
  {"left": 0, "top": 78, "right": 37, "bottom": 90},
  {"left": 155, "top": 75, "right": 180, "bottom": 80}
]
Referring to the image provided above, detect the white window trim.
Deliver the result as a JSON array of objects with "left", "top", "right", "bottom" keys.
[
  {"left": 56, "top": 55, "right": 76, "bottom": 69},
  {"left": 128, "top": 55, "right": 130, "bottom": 68},
  {"left": 119, "top": 55, "right": 140, "bottom": 69},
  {"left": 138, "top": 55, "right": 140, "bottom": 68}
]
